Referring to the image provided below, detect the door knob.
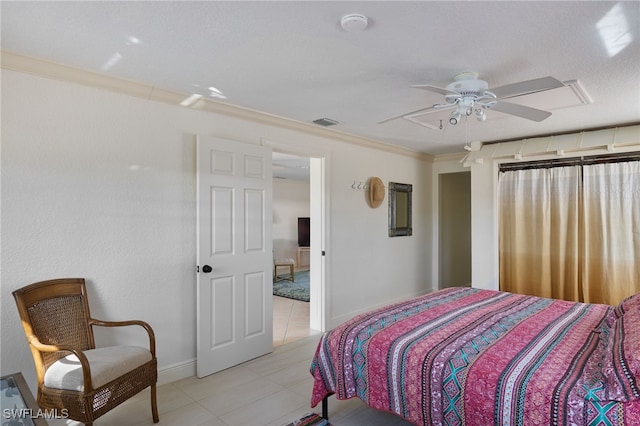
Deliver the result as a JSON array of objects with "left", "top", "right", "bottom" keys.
[{"left": 202, "top": 265, "right": 213, "bottom": 273}]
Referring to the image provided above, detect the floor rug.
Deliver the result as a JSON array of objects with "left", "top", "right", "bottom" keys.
[
  {"left": 273, "top": 270, "right": 310, "bottom": 302},
  {"left": 281, "top": 413, "right": 331, "bottom": 426}
]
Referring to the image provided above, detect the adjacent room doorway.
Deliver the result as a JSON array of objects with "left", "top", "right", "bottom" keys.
[
  {"left": 438, "top": 171, "right": 472, "bottom": 288},
  {"left": 196, "top": 138, "right": 327, "bottom": 378},
  {"left": 271, "top": 152, "right": 324, "bottom": 346}
]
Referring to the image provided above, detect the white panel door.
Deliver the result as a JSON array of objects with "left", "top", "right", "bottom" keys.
[{"left": 196, "top": 135, "right": 273, "bottom": 377}]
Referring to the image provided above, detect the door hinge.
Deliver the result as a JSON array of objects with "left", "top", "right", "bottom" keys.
[{"left": 196, "top": 265, "right": 199, "bottom": 273}]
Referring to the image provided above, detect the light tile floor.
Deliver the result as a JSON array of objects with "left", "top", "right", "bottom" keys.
[
  {"left": 48, "top": 336, "right": 411, "bottom": 426},
  {"left": 47, "top": 293, "right": 412, "bottom": 426},
  {"left": 273, "top": 295, "right": 320, "bottom": 347}
]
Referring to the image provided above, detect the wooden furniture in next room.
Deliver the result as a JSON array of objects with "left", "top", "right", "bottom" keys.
[{"left": 274, "top": 258, "right": 295, "bottom": 282}]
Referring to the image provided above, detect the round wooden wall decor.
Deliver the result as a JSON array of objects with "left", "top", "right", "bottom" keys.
[{"left": 368, "top": 177, "right": 385, "bottom": 208}]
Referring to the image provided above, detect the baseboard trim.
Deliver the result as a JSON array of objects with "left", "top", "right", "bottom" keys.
[{"left": 157, "top": 358, "right": 196, "bottom": 385}]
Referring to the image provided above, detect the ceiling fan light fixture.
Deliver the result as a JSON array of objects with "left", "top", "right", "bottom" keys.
[
  {"left": 475, "top": 108, "right": 486, "bottom": 122},
  {"left": 449, "top": 110, "right": 461, "bottom": 125}
]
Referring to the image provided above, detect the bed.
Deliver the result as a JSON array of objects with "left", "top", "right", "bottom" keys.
[{"left": 310, "top": 287, "right": 640, "bottom": 425}]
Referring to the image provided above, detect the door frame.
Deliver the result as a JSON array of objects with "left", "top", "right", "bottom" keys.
[{"left": 265, "top": 138, "right": 330, "bottom": 333}]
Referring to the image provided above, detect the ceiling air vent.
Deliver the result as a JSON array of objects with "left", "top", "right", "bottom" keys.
[{"left": 312, "top": 117, "right": 339, "bottom": 127}]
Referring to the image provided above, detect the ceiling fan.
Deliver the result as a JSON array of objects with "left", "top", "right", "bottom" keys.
[{"left": 380, "top": 72, "right": 565, "bottom": 127}]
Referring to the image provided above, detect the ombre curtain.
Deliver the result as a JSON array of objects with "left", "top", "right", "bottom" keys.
[
  {"left": 581, "top": 161, "right": 640, "bottom": 305},
  {"left": 499, "top": 160, "right": 640, "bottom": 305},
  {"left": 498, "top": 166, "right": 581, "bottom": 301}
]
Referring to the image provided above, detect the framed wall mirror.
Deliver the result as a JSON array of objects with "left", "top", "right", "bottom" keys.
[{"left": 388, "top": 182, "right": 412, "bottom": 237}]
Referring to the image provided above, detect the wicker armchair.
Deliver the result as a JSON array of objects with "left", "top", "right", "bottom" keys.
[{"left": 12, "top": 278, "right": 159, "bottom": 425}]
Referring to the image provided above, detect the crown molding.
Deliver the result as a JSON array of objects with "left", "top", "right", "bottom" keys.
[
  {"left": 2, "top": 50, "right": 433, "bottom": 162},
  {"left": 432, "top": 152, "right": 467, "bottom": 163}
]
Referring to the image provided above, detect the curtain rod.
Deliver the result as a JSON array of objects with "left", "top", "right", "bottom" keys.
[{"left": 499, "top": 151, "right": 640, "bottom": 172}]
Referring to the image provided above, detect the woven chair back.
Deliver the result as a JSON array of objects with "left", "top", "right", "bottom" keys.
[{"left": 14, "top": 279, "right": 95, "bottom": 369}]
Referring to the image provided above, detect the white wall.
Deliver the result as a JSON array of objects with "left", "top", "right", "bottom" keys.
[
  {"left": 272, "top": 178, "right": 309, "bottom": 261},
  {"left": 327, "top": 142, "right": 433, "bottom": 324},
  {"left": 1, "top": 69, "right": 433, "bottom": 388},
  {"left": 469, "top": 159, "right": 500, "bottom": 290}
]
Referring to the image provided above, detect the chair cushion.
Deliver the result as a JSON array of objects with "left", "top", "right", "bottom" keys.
[
  {"left": 44, "top": 346, "right": 152, "bottom": 391},
  {"left": 274, "top": 258, "right": 295, "bottom": 265}
]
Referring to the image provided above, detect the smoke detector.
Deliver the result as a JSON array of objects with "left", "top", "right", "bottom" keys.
[{"left": 340, "top": 14, "right": 368, "bottom": 32}]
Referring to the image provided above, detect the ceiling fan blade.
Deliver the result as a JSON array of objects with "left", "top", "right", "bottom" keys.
[
  {"left": 490, "top": 101, "right": 552, "bottom": 122},
  {"left": 412, "top": 84, "right": 459, "bottom": 97},
  {"left": 490, "top": 76, "right": 564, "bottom": 99},
  {"left": 403, "top": 104, "right": 457, "bottom": 124},
  {"left": 378, "top": 105, "right": 440, "bottom": 124}
]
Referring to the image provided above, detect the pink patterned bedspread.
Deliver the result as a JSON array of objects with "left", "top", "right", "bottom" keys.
[{"left": 310, "top": 287, "right": 640, "bottom": 425}]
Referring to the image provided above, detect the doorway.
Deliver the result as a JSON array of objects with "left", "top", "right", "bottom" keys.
[
  {"left": 272, "top": 152, "right": 323, "bottom": 346},
  {"left": 438, "top": 171, "right": 472, "bottom": 288}
]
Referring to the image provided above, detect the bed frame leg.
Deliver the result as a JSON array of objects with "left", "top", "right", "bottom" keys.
[{"left": 322, "top": 396, "right": 329, "bottom": 420}]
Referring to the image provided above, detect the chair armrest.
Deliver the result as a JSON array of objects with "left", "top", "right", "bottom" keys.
[
  {"left": 89, "top": 319, "right": 156, "bottom": 356},
  {"left": 28, "top": 337, "right": 94, "bottom": 390}
]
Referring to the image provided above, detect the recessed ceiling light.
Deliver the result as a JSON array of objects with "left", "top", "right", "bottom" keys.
[{"left": 340, "top": 14, "right": 368, "bottom": 32}]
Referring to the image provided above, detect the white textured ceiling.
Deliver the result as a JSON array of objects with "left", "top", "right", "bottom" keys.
[{"left": 2, "top": 1, "right": 639, "bottom": 156}]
